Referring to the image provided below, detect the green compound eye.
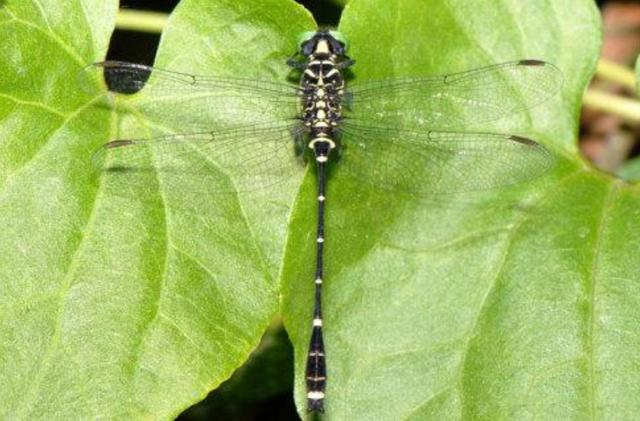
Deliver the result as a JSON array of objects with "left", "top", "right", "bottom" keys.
[
  {"left": 297, "top": 31, "right": 317, "bottom": 47},
  {"left": 328, "top": 30, "right": 349, "bottom": 50}
]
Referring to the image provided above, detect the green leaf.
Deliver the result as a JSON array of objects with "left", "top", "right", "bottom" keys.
[
  {"left": 0, "top": 0, "right": 313, "bottom": 418},
  {"left": 279, "top": 0, "right": 640, "bottom": 419},
  {"left": 618, "top": 157, "right": 640, "bottom": 182},
  {"left": 3, "top": 0, "right": 640, "bottom": 420}
]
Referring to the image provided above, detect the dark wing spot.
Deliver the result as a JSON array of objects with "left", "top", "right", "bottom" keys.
[
  {"left": 518, "top": 59, "right": 546, "bottom": 66},
  {"left": 104, "top": 140, "right": 135, "bottom": 149},
  {"left": 509, "top": 135, "right": 538, "bottom": 146}
]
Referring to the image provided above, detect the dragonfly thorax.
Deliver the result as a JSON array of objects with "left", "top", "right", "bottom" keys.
[
  {"left": 295, "top": 31, "right": 352, "bottom": 161},
  {"left": 302, "top": 58, "right": 343, "bottom": 160}
]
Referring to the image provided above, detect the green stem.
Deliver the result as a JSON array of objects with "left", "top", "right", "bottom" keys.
[
  {"left": 115, "top": 10, "right": 168, "bottom": 34},
  {"left": 596, "top": 59, "right": 636, "bottom": 90},
  {"left": 583, "top": 88, "right": 640, "bottom": 124}
]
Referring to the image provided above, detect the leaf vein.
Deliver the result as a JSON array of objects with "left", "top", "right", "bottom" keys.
[
  {"left": 12, "top": 149, "right": 108, "bottom": 416},
  {"left": 1, "top": 6, "right": 85, "bottom": 68},
  {"left": 128, "top": 122, "right": 171, "bottom": 385},
  {"left": 456, "top": 168, "right": 585, "bottom": 417},
  {"left": 587, "top": 180, "right": 621, "bottom": 420},
  {"left": 0, "top": 94, "right": 104, "bottom": 198}
]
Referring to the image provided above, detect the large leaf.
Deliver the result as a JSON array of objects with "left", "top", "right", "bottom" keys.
[
  {"left": 280, "top": 0, "right": 640, "bottom": 420},
  {"left": 3, "top": 0, "right": 640, "bottom": 420},
  {"left": 0, "top": 0, "right": 313, "bottom": 418}
]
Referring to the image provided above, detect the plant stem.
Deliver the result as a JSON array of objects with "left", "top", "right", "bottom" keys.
[
  {"left": 595, "top": 59, "right": 636, "bottom": 90},
  {"left": 583, "top": 89, "right": 640, "bottom": 124},
  {"left": 115, "top": 10, "right": 168, "bottom": 34}
]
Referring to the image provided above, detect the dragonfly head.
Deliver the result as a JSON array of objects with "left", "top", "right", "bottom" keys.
[{"left": 298, "top": 30, "right": 348, "bottom": 57}]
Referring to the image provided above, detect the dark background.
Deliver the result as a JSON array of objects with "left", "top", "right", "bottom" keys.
[
  {"left": 110, "top": 0, "right": 342, "bottom": 65},
  {"left": 109, "top": 1, "right": 637, "bottom": 420}
]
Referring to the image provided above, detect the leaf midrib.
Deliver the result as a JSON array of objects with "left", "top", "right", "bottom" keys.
[
  {"left": 453, "top": 169, "right": 585, "bottom": 419},
  {"left": 587, "top": 180, "right": 621, "bottom": 420},
  {"left": 11, "top": 107, "right": 108, "bottom": 417}
]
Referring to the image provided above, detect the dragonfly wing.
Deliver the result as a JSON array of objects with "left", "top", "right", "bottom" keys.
[
  {"left": 81, "top": 61, "right": 301, "bottom": 100},
  {"left": 346, "top": 60, "right": 563, "bottom": 129},
  {"left": 339, "top": 122, "right": 555, "bottom": 195},
  {"left": 93, "top": 120, "right": 305, "bottom": 195},
  {"left": 81, "top": 61, "right": 302, "bottom": 133}
]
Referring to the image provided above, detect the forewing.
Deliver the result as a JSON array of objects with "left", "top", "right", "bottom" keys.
[
  {"left": 80, "top": 61, "right": 302, "bottom": 128},
  {"left": 81, "top": 61, "right": 301, "bottom": 99},
  {"left": 339, "top": 122, "right": 555, "bottom": 195},
  {"left": 346, "top": 60, "right": 563, "bottom": 130}
]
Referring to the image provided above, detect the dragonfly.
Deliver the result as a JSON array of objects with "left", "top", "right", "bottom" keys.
[{"left": 85, "top": 29, "right": 562, "bottom": 412}]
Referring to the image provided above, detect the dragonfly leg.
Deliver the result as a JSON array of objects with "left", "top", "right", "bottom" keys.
[{"left": 287, "top": 57, "right": 307, "bottom": 70}]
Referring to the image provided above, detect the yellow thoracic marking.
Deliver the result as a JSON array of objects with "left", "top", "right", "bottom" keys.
[
  {"left": 301, "top": 48, "right": 343, "bottom": 173},
  {"left": 309, "top": 138, "right": 336, "bottom": 149},
  {"left": 325, "top": 68, "right": 338, "bottom": 78},
  {"left": 315, "top": 39, "right": 330, "bottom": 54}
]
